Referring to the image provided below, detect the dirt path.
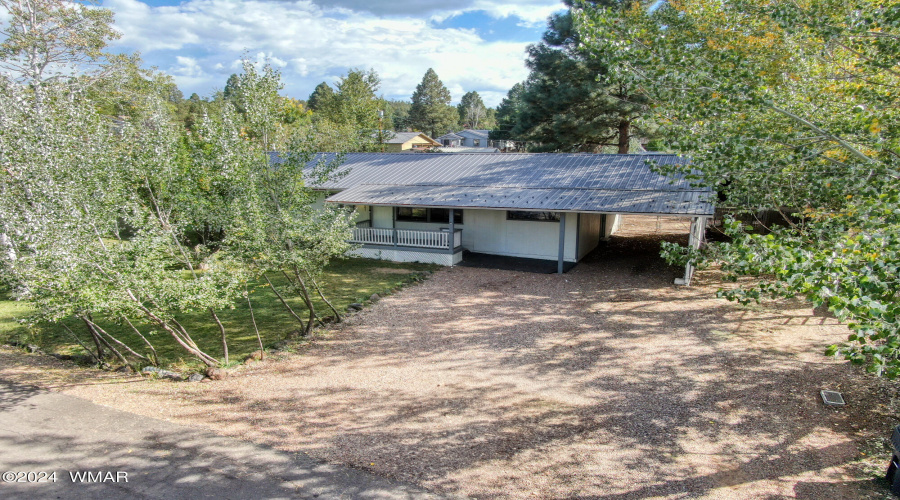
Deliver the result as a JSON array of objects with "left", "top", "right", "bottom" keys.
[{"left": 2, "top": 217, "right": 894, "bottom": 499}]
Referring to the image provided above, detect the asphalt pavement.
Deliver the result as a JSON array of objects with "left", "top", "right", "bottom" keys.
[{"left": 0, "top": 379, "right": 444, "bottom": 499}]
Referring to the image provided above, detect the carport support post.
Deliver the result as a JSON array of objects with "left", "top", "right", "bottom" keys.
[
  {"left": 557, "top": 212, "right": 566, "bottom": 275},
  {"left": 675, "top": 216, "right": 706, "bottom": 286},
  {"left": 448, "top": 215, "right": 455, "bottom": 266}
]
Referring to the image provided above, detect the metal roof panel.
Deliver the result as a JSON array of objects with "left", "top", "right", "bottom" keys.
[
  {"left": 326, "top": 184, "right": 714, "bottom": 216},
  {"left": 268, "top": 152, "right": 714, "bottom": 216}
]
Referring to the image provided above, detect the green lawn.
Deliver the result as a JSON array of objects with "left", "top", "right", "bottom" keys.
[{"left": 0, "top": 258, "right": 438, "bottom": 372}]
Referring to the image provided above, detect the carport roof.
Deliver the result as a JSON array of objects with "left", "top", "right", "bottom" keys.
[{"left": 287, "top": 152, "right": 714, "bottom": 216}]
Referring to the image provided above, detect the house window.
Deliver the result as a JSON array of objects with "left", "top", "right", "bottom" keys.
[
  {"left": 506, "top": 211, "right": 561, "bottom": 222},
  {"left": 473, "top": 139, "right": 480, "bottom": 147},
  {"left": 396, "top": 207, "right": 463, "bottom": 224},
  {"left": 428, "top": 208, "right": 463, "bottom": 224},
  {"left": 396, "top": 207, "right": 427, "bottom": 222}
]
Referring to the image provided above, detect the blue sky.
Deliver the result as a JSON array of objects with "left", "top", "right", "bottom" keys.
[{"left": 97, "top": 0, "right": 566, "bottom": 106}]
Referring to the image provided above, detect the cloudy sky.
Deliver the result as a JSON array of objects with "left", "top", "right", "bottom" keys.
[{"left": 99, "top": 0, "right": 566, "bottom": 107}]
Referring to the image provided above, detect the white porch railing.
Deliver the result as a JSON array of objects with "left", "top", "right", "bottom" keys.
[{"left": 350, "top": 227, "right": 462, "bottom": 250}]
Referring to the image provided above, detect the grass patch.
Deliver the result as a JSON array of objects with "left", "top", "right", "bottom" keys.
[{"left": 0, "top": 258, "right": 438, "bottom": 371}]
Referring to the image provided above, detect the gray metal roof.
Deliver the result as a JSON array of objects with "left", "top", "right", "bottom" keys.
[
  {"left": 438, "top": 147, "right": 501, "bottom": 153},
  {"left": 327, "top": 184, "right": 711, "bottom": 215},
  {"left": 284, "top": 152, "right": 713, "bottom": 216}
]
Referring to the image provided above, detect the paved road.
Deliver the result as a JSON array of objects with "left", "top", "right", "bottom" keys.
[{"left": 0, "top": 379, "right": 444, "bottom": 499}]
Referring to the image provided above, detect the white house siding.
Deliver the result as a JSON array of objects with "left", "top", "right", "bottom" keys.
[
  {"left": 604, "top": 214, "right": 622, "bottom": 238},
  {"left": 360, "top": 207, "right": 622, "bottom": 263},
  {"left": 310, "top": 191, "right": 328, "bottom": 210},
  {"left": 458, "top": 131, "right": 488, "bottom": 148},
  {"left": 370, "top": 206, "right": 467, "bottom": 242},
  {"left": 313, "top": 192, "right": 370, "bottom": 223},
  {"left": 462, "top": 209, "right": 578, "bottom": 262},
  {"left": 577, "top": 213, "right": 604, "bottom": 260},
  {"left": 395, "top": 220, "right": 460, "bottom": 232},
  {"left": 372, "top": 206, "right": 393, "bottom": 228}
]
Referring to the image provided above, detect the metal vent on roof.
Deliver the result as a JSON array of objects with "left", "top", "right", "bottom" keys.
[{"left": 820, "top": 390, "right": 845, "bottom": 406}]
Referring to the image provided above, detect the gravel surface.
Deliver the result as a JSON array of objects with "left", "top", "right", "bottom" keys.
[{"left": 2, "top": 216, "right": 894, "bottom": 499}]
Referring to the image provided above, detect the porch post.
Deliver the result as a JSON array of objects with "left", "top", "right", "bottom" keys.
[
  {"left": 558, "top": 212, "right": 567, "bottom": 275},
  {"left": 392, "top": 207, "right": 398, "bottom": 247},
  {"left": 448, "top": 212, "right": 455, "bottom": 266}
]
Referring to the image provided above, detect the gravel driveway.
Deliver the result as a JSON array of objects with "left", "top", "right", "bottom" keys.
[{"left": 3, "top": 217, "right": 891, "bottom": 499}]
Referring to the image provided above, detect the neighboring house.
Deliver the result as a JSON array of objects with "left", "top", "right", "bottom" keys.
[
  {"left": 285, "top": 152, "right": 714, "bottom": 284},
  {"left": 437, "top": 147, "right": 500, "bottom": 153},
  {"left": 436, "top": 129, "right": 491, "bottom": 148},
  {"left": 380, "top": 132, "right": 440, "bottom": 152},
  {"left": 435, "top": 132, "right": 464, "bottom": 147}
]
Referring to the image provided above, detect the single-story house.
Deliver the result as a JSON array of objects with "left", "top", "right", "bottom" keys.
[
  {"left": 290, "top": 152, "right": 714, "bottom": 284},
  {"left": 380, "top": 132, "right": 440, "bottom": 152},
  {"left": 437, "top": 147, "right": 500, "bottom": 153},
  {"left": 435, "top": 132, "right": 464, "bottom": 147},
  {"left": 436, "top": 129, "right": 491, "bottom": 148}
]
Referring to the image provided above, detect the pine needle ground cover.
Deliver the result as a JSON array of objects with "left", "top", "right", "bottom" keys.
[{"left": 0, "top": 258, "right": 437, "bottom": 371}]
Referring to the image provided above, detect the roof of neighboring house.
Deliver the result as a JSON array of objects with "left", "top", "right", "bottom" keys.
[
  {"left": 382, "top": 132, "right": 439, "bottom": 145},
  {"left": 278, "top": 152, "right": 713, "bottom": 216},
  {"left": 436, "top": 129, "right": 491, "bottom": 141},
  {"left": 437, "top": 147, "right": 500, "bottom": 153}
]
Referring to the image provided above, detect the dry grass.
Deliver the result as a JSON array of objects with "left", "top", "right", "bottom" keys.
[{"left": 3, "top": 216, "right": 896, "bottom": 499}]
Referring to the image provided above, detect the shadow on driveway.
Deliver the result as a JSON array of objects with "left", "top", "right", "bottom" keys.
[{"left": 0, "top": 379, "right": 443, "bottom": 499}]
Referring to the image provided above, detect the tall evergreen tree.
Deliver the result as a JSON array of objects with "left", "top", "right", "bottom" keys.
[
  {"left": 385, "top": 100, "right": 411, "bottom": 131},
  {"left": 307, "top": 81, "right": 333, "bottom": 112},
  {"left": 489, "top": 82, "right": 526, "bottom": 142},
  {"left": 457, "top": 91, "right": 486, "bottom": 129},
  {"left": 408, "top": 68, "right": 458, "bottom": 139},
  {"left": 516, "top": 1, "right": 651, "bottom": 153},
  {"left": 223, "top": 73, "right": 240, "bottom": 100}
]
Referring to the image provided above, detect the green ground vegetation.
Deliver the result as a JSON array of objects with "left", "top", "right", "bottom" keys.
[{"left": 0, "top": 258, "right": 437, "bottom": 372}]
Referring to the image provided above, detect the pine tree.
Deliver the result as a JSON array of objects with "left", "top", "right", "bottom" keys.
[
  {"left": 385, "top": 100, "right": 411, "bottom": 131},
  {"left": 223, "top": 73, "right": 240, "bottom": 100},
  {"left": 307, "top": 81, "right": 333, "bottom": 112},
  {"left": 516, "top": 1, "right": 651, "bottom": 153},
  {"left": 489, "top": 83, "right": 526, "bottom": 142},
  {"left": 408, "top": 68, "right": 458, "bottom": 139}
]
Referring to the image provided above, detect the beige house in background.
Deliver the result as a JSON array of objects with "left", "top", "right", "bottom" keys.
[{"left": 380, "top": 132, "right": 440, "bottom": 152}]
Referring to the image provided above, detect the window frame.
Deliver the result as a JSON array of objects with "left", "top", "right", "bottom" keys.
[
  {"left": 395, "top": 207, "right": 463, "bottom": 224},
  {"left": 506, "top": 211, "right": 561, "bottom": 222}
]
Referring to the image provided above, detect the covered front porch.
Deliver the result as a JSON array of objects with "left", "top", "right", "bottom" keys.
[{"left": 348, "top": 219, "right": 464, "bottom": 266}]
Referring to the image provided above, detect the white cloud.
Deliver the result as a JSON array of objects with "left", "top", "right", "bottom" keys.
[
  {"left": 171, "top": 56, "right": 204, "bottom": 77},
  {"left": 103, "top": 0, "right": 556, "bottom": 105},
  {"left": 305, "top": 0, "right": 562, "bottom": 22},
  {"left": 471, "top": 0, "right": 562, "bottom": 26}
]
